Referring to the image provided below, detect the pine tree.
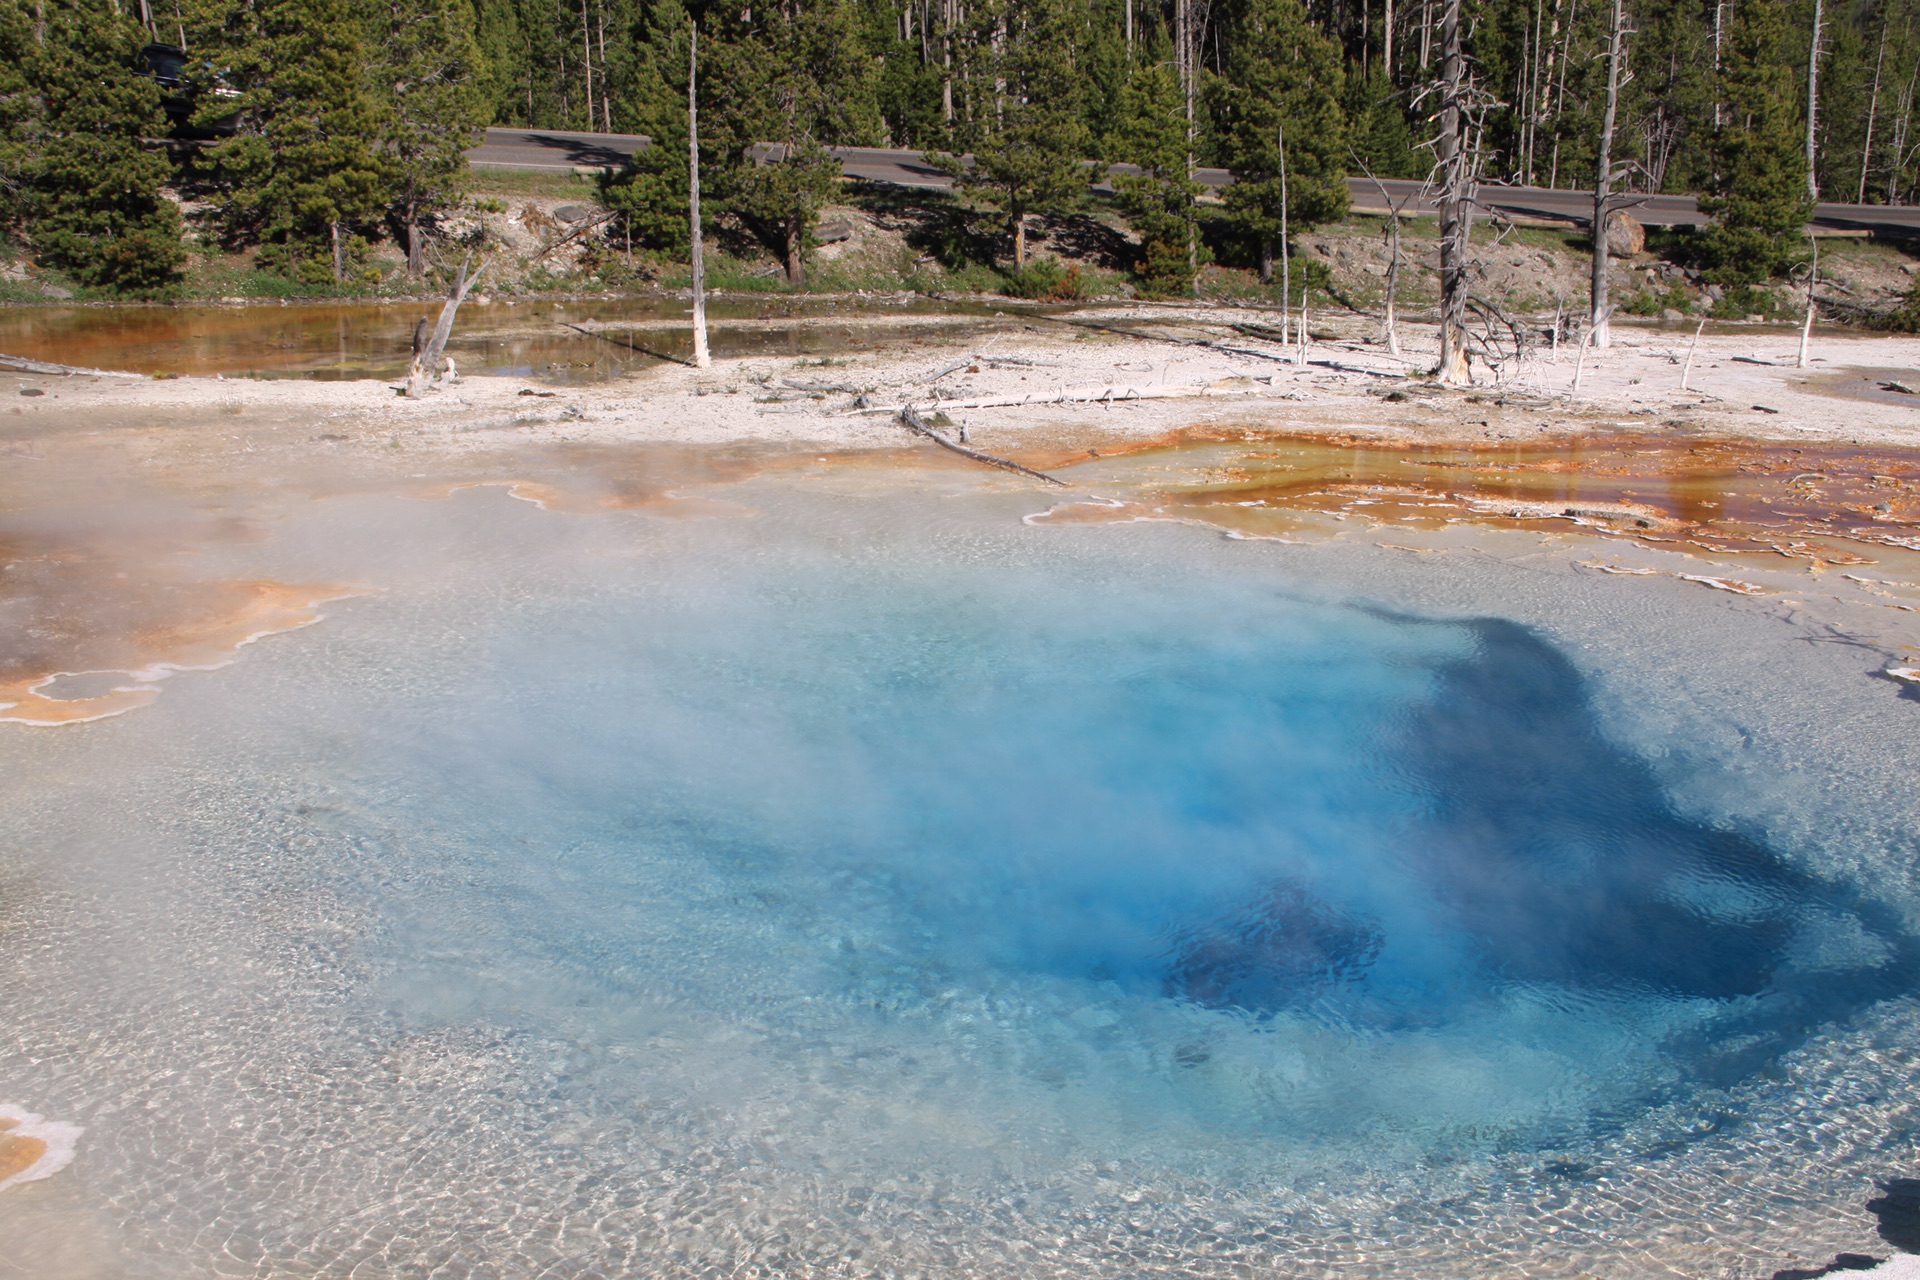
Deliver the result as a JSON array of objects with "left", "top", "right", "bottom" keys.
[
  {"left": 1342, "top": 70, "right": 1422, "bottom": 180},
  {"left": 470, "top": 0, "right": 523, "bottom": 124},
  {"left": 202, "top": 0, "right": 392, "bottom": 285},
  {"left": 705, "top": 0, "right": 881, "bottom": 285},
  {"left": 1111, "top": 60, "right": 1203, "bottom": 297},
  {"left": 0, "top": 0, "right": 39, "bottom": 227},
  {"left": 1699, "top": 0, "right": 1813, "bottom": 284},
  {"left": 376, "top": 0, "right": 488, "bottom": 276},
  {"left": 938, "top": 0, "right": 1091, "bottom": 268},
  {"left": 1625, "top": 0, "right": 1716, "bottom": 194},
  {"left": 1212, "top": 0, "right": 1349, "bottom": 283},
  {"left": 23, "top": 0, "right": 186, "bottom": 295},
  {"left": 1813, "top": 8, "right": 1871, "bottom": 199},
  {"left": 599, "top": 0, "right": 691, "bottom": 256}
]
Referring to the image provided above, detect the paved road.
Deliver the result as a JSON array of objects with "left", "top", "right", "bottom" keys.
[
  {"left": 469, "top": 127, "right": 652, "bottom": 171},
  {"left": 471, "top": 127, "right": 1920, "bottom": 236}
]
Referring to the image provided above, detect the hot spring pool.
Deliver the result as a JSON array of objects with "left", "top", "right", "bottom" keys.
[{"left": 3, "top": 468, "right": 1918, "bottom": 1277}]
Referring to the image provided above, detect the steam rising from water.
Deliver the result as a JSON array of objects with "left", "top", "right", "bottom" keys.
[{"left": 3, "top": 478, "right": 1917, "bottom": 1277}]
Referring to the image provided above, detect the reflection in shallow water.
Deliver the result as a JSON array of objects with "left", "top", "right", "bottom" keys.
[
  {"left": 2, "top": 469, "right": 1918, "bottom": 1277},
  {"left": 0, "top": 297, "right": 1016, "bottom": 382}
]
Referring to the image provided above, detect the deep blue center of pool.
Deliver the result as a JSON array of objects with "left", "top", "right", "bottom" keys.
[{"left": 356, "top": 544, "right": 1915, "bottom": 1152}]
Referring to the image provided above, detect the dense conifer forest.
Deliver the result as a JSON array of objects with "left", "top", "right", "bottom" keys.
[{"left": 0, "top": 0, "right": 1909, "bottom": 299}]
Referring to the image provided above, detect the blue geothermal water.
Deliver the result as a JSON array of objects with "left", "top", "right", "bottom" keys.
[{"left": 4, "top": 480, "right": 1918, "bottom": 1277}]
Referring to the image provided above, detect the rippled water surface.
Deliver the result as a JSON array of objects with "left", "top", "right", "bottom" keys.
[{"left": 3, "top": 467, "right": 1919, "bottom": 1278}]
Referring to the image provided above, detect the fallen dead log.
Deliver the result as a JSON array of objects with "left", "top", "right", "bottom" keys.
[
  {"left": 897, "top": 404, "right": 1067, "bottom": 486},
  {"left": 0, "top": 352, "right": 141, "bottom": 378},
  {"left": 781, "top": 378, "right": 866, "bottom": 393},
  {"left": 1305, "top": 358, "right": 1410, "bottom": 380},
  {"left": 857, "top": 381, "right": 1280, "bottom": 414},
  {"left": 533, "top": 213, "right": 618, "bottom": 263},
  {"left": 927, "top": 358, "right": 976, "bottom": 382}
]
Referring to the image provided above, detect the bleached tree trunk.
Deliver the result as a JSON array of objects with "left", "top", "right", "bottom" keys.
[
  {"left": 1590, "top": 0, "right": 1627, "bottom": 350},
  {"left": 1359, "top": 161, "right": 1403, "bottom": 355},
  {"left": 1860, "top": 15, "right": 1887, "bottom": 204},
  {"left": 1384, "top": 0, "right": 1396, "bottom": 83},
  {"left": 1523, "top": 0, "right": 1544, "bottom": 179},
  {"left": 1435, "top": 0, "right": 1474, "bottom": 385},
  {"left": 689, "top": 23, "right": 710, "bottom": 369},
  {"left": 1712, "top": 0, "right": 1725, "bottom": 128},
  {"left": 406, "top": 254, "right": 484, "bottom": 398},
  {"left": 1806, "top": 0, "right": 1824, "bottom": 200},
  {"left": 599, "top": 11, "right": 612, "bottom": 131},
  {"left": 1545, "top": 0, "right": 1575, "bottom": 188},
  {"left": 581, "top": 0, "right": 595, "bottom": 133},
  {"left": 1279, "top": 125, "right": 1291, "bottom": 343},
  {"left": 940, "top": 0, "right": 954, "bottom": 121},
  {"left": 1798, "top": 234, "right": 1818, "bottom": 369}
]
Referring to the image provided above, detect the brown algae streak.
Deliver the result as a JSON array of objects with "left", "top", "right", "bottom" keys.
[
  {"left": 0, "top": 1107, "right": 81, "bottom": 1192},
  {"left": 0, "top": 579, "right": 364, "bottom": 727},
  {"left": 1031, "top": 433, "right": 1920, "bottom": 564}
]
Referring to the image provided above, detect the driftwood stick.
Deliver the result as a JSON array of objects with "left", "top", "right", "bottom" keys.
[
  {"left": 897, "top": 405, "right": 1067, "bottom": 485},
  {"left": 0, "top": 352, "right": 140, "bottom": 377}
]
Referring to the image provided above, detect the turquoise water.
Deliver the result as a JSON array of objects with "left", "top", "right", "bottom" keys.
[{"left": 4, "top": 474, "right": 1919, "bottom": 1276}]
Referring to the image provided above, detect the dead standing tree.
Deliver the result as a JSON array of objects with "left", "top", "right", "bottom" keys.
[
  {"left": 1429, "top": 0, "right": 1476, "bottom": 385},
  {"left": 406, "top": 254, "right": 485, "bottom": 399},
  {"left": 1354, "top": 151, "right": 1410, "bottom": 357},
  {"left": 689, "top": 22, "right": 711, "bottom": 369},
  {"left": 1414, "top": 0, "right": 1527, "bottom": 384},
  {"left": 1589, "top": 0, "right": 1631, "bottom": 350}
]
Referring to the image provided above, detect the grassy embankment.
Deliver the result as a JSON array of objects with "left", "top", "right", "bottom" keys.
[{"left": 3, "top": 164, "right": 1917, "bottom": 322}]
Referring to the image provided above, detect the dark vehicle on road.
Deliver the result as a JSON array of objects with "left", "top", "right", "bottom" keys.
[{"left": 138, "top": 43, "right": 242, "bottom": 140}]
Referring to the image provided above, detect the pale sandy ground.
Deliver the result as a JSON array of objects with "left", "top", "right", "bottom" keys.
[{"left": 6, "top": 306, "right": 1920, "bottom": 462}]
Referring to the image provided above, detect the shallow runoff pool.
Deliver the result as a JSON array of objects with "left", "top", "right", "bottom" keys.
[{"left": 3, "top": 460, "right": 1918, "bottom": 1278}]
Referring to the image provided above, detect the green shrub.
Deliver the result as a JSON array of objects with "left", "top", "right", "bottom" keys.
[
  {"left": 1001, "top": 258, "right": 1083, "bottom": 301},
  {"left": 1621, "top": 289, "right": 1664, "bottom": 317},
  {"left": 1709, "top": 283, "right": 1789, "bottom": 320}
]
